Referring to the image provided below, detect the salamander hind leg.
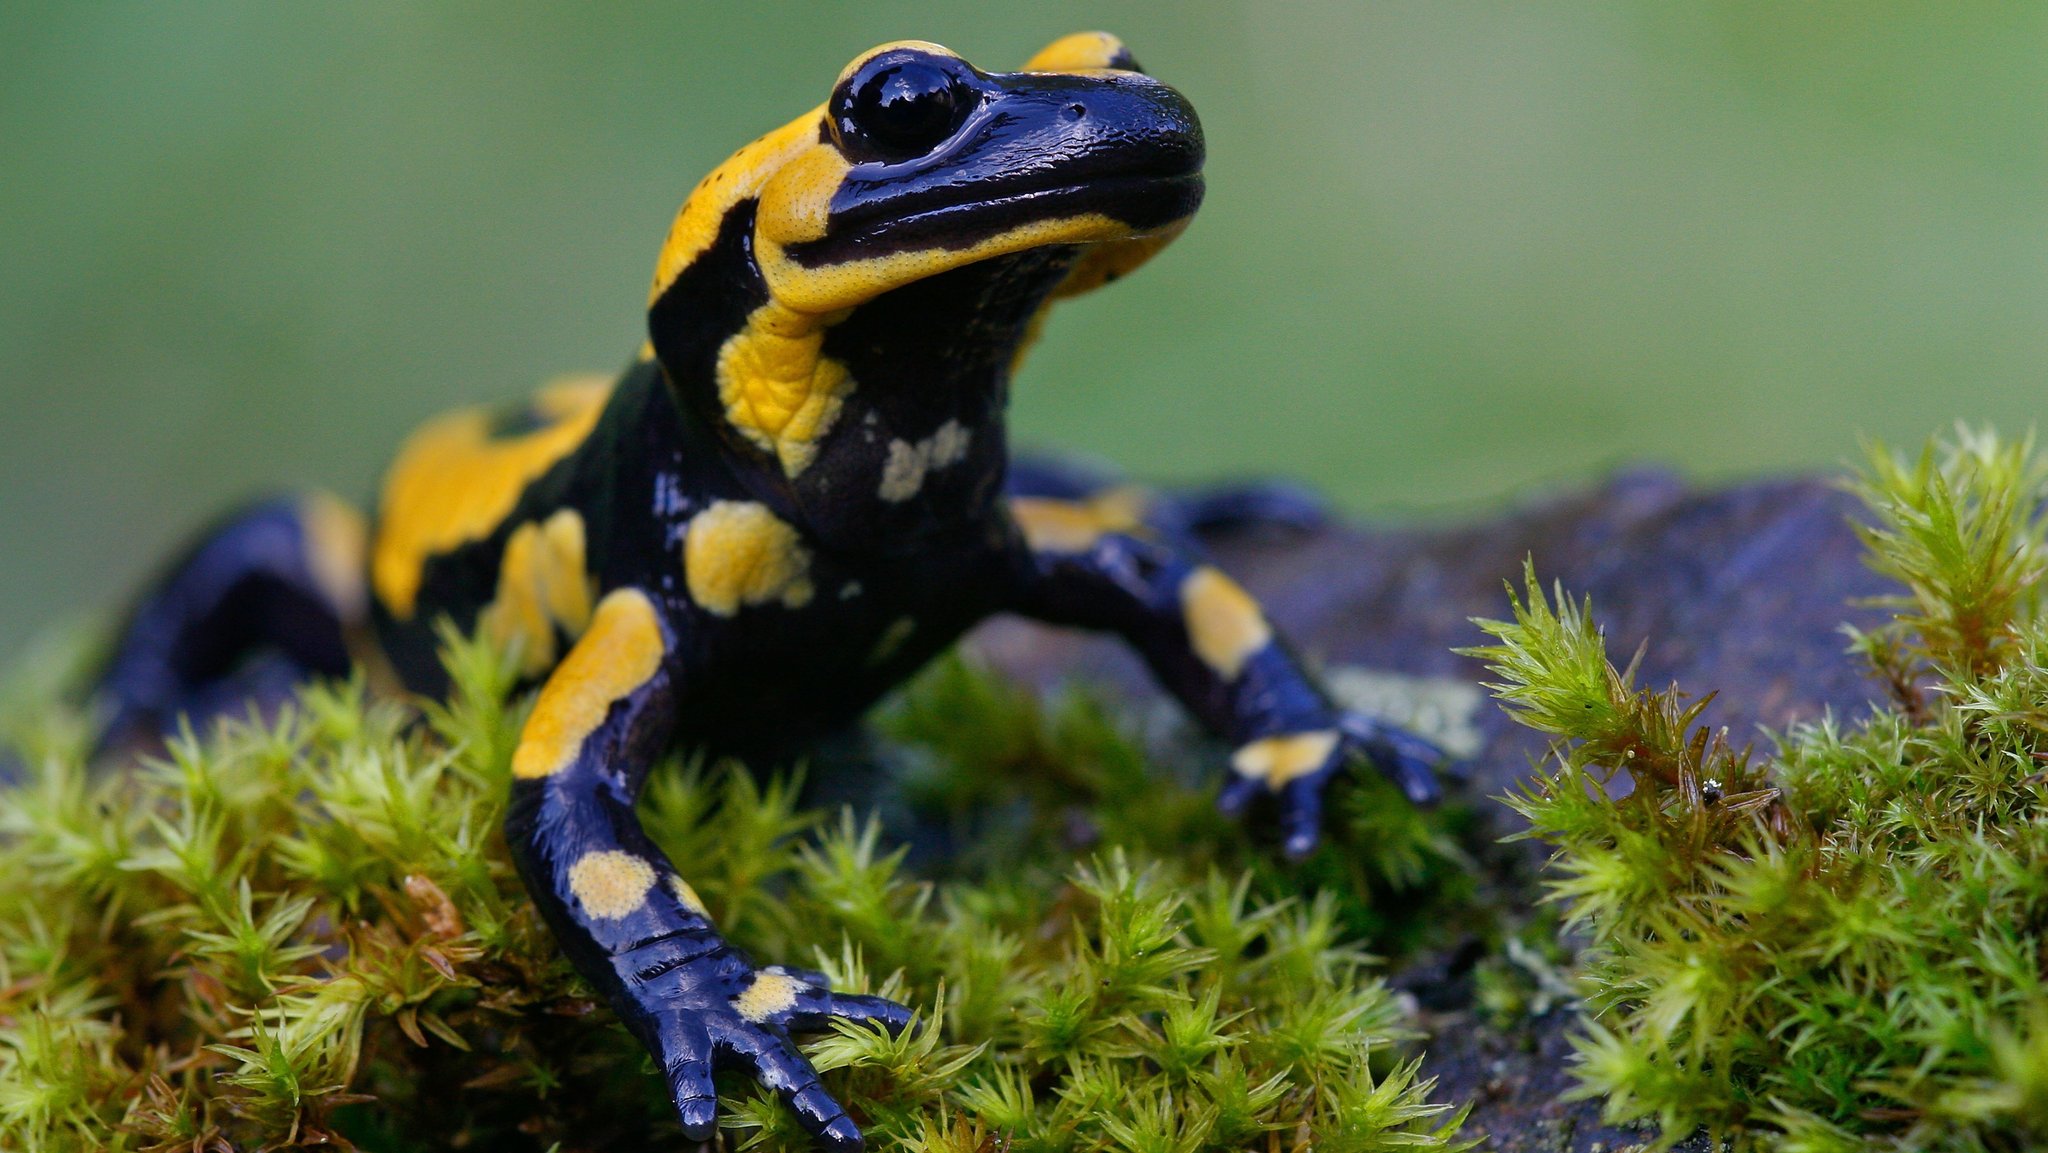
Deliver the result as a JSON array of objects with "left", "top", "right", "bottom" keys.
[
  {"left": 506, "top": 588, "right": 911, "bottom": 1150},
  {"left": 93, "top": 492, "right": 369, "bottom": 756}
]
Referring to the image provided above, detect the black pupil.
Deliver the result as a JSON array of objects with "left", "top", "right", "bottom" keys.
[{"left": 854, "top": 63, "right": 959, "bottom": 156}]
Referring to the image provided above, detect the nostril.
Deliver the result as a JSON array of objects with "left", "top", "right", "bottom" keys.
[{"left": 1066, "top": 103, "right": 1087, "bottom": 120}]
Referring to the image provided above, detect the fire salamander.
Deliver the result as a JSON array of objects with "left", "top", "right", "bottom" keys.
[{"left": 93, "top": 33, "right": 1443, "bottom": 1150}]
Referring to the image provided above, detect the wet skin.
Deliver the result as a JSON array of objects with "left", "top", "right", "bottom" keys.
[{"left": 93, "top": 33, "right": 1443, "bottom": 1150}]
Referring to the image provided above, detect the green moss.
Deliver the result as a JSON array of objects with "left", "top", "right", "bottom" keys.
[
  {"left": 1463, "top": 427, "right": 2048, "bottom": 1151},
  {"left": 0, "top": 625, "right": 1471, "bottom": 1150}
]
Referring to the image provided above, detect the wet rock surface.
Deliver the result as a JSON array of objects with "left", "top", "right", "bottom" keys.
[{"left": 968, "top": 470, "right": 1892, "bottom": 1151}]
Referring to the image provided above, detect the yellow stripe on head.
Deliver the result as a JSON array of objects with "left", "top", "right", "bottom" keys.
[
  {"left": 754, "top": 211, "right": 1137, "bottom": 317},
  {"left": 1023, "top": 31, "right": 1137, "bottom": 73},
  {"left": 648, "top": 111, "right": 825, "bottom": 306},
  {"left": 511, "top": 588, "right": 667, "bottom": 779}
]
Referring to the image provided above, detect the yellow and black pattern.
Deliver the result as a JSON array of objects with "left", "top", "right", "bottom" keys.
[{"left": 90, "top": 32, "right": 1441, "bottom": 1153}]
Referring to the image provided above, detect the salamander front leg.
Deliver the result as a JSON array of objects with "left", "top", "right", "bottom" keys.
[
  {"left": 1007, "top": 500, "right": 1443, "bottom": 856},
  {"left": 506, "top": 588, "right": 910, "bottom": 1149}
]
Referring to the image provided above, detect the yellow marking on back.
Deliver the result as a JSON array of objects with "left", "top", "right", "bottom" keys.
[
  {"left": 1011, "top": 487, "right": 1150, "bottom": 553},
  {"left": 1231, "top": 730, "right": 1340, "bottom": 789},
  {"left": 716, "top": 300, "right": 855, "bottom": 476},
  {"left": 566, "top": 850, "right": 657, "bottom": 919},
  {"left": 682, "top": 500, "right": 815, "bottom": 617},
  {"left": 733, "top": 971, "right": 805, "bottom": 1023},
  {"left": 373, "top": 375, "right": 614, "bottom": 618},
  {"left": 480, "top": 509, "right": 596, "bottom": 678},
  {"left": 1023, "top": 31, "right": 1131, "bottom": 72},
  {"left": 298, "top": 491, "right": 368, "bottom": 621},
  {"left": 1180, "top": 566, "right": 1272, "bottom": 680},
  {"left": 511, "top": 588, "right": 666, "bottom": 779}
]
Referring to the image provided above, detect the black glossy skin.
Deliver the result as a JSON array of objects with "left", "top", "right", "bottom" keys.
[{"left": 92, "top": 38, "right": 1443, "bottom": 1151}]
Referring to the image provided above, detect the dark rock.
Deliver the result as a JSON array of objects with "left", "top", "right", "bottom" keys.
[{"left": 967, "top": 469, "right": 1891, "bottom": 1151}]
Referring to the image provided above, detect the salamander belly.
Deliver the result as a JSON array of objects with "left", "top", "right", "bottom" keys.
[{"left": 663, "top": 555, "right": 1006, "bottom": 761}]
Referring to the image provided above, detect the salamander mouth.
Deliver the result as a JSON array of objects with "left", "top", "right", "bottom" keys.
[{"left": 787, "top": 170, "right": 1204, "bottom": 268}]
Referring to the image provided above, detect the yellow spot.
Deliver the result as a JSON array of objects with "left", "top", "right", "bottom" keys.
[
  {"left": 683, "top": 501, "right": 814, "bottom": 617},
  {"left": 879, "top": 441, "right": 925, "bottom": 502},
  {"left": 1010, "top": 487, "right": 1150, "bottom": 553},
  {"left": 511, "top": 589, "right": 666, "bottom": 779},
  {"left": 298, "top": 491, "right": 368, "bottom": 621},
  {"left": 566, "top": 850, "right": 657, "bottom": 919},
  {"left": 670, "top": 876, "right": 708, "bottom": 917},
  {"left": 733, "top": 971, "right": 804, "bottom": 1023},
  {"left": 1023, "top": 31, "right": 1132, "bottom": 72},
  {"left": 373, "top": 375, "right": 613, "bottom": 618},
  {"left": 1231, "top": 730, "right": 1341, "bottom": 789},
  {"left": 480, "top": 509, "right": 596, "bottom": 678},
  {"left": 877, "top": 419, "right": 972, "bottom": 503},
  {"left": 1181, "top": 566, "right": 1272, "bottom": 680},
  {"left": 868, "top": 616, "right": 917, "bottom": 665},
  {"left": 716, "top": 300, "right": 855, "bottom": 477}
]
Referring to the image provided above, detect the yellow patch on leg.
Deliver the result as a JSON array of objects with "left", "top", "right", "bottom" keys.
[
  {"left": 1231, "top": 730, "right": 1341, "bottom": 789},
  {"left": 669, "top": 876, "right": 708, "bottom": 917},
  {"left": 1010, "top": 486, "right": 1149, "bottom": 553},
  {"left": 716, "top": 300, "right": 855, "bottom": 477},
  {"left": 733, "top": 971, "right": 805, "bottom": 1023},
  {"left": 1180, "top": 566, "right": 1272, "bottom": 679},
  {"left": 566, "top": 850, "right": 658, "bottom": 919},
  {"left": 682, "top": 501, "right": 815, "bottom": 616},
  {"left": 511, "top": 589, "right": 667, "bottom": 779}
]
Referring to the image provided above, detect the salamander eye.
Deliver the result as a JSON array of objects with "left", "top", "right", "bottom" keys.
[{"left": 831, "top": 55, "right": 974, "bottom": 162}]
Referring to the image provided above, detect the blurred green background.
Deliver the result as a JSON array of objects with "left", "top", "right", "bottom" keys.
[{"left": 3, "top": 1, "right": 2044, "bottom": 659}]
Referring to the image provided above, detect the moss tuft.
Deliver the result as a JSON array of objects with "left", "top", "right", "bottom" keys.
[
  {"left": 1463, "top": 426, "right": 2048, "bottom": 1151},
  {"left": 0, "top": 626, "right": 1470, "bottom": 1150}
]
